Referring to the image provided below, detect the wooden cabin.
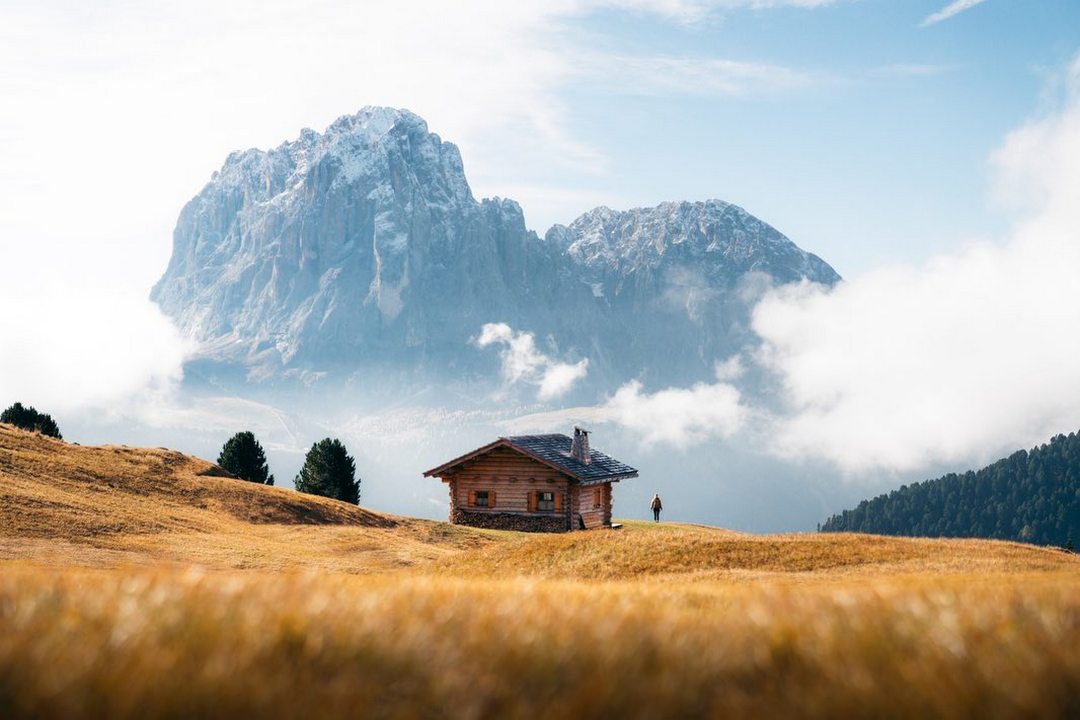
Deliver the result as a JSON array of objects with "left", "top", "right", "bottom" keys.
[{"left": 423, "top": 428, "right": 638, "bottom": 532}]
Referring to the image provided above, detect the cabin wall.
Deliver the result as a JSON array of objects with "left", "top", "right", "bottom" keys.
[
  {"left": 603, "top": 482, "right": 613, "bottom": 526},
  {"left": 573, "top": 481, "right": 613, "bottom": 529},
  {"left": 445, "top": 447, "right": 572, "bottom": 532}
]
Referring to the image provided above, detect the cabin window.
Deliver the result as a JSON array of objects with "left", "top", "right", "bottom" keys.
[
  {"left": 593, "top": 487, "right": 602, "bottom": 509},
  {"left": 537, "top": 491, "right": 555, "bottom": 511},
  {"left": 474, "top": 490, "right": 490, "bottom": 507}
]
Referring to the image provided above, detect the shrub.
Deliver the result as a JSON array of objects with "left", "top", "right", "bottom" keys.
[
  {"left": 295, "top": 438, "right": 359, "bottom": 504},
  {"left": 1, "top": 402, "right": 62, "bottom": 439},
  {"left": 217, "top": 431, "right": 274, "bottom": 485}
]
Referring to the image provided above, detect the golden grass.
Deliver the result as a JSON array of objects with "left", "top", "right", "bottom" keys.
[
  {"left": 0, "top": 424, "right": 493, "bottom": 573},
  {"left": 4, "top": 423, "right": 1080, "bottom": 718},
  {"left": 436, "top": 520, "right": 1078, "bottom": 582},
  {"left": 3, "top": 567, "right": 1080, "bottom": 719}
]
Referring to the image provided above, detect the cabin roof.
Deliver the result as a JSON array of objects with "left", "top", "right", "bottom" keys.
[{"left": 423, "top": 433, "right": 638, "bottom": 484}]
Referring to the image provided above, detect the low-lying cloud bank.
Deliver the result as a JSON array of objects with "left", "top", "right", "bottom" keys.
[
  {"left": 750, "top": 56, "right": 1080, "bottom": 473},
  {"left": 0, "top": 285, "right": 189, "bottom": 415},
  {"left": 594, "top": 55, "right": 1080, "bottom": 475}
]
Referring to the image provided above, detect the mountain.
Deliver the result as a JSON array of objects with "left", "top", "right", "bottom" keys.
[
  {"left": 544, "top": 201, "right": 839, "bottom": 385},
  {"left": 152, "top": 106, "right": 839, "bottom": 391},
  {"left": 821, "top": 430, "right": 1080, "bottom": 547}
]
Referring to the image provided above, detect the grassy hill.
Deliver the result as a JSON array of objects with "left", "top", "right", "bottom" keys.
[
  {"left": 0, "top": 423, "right": 490, "bottom": 572},
  {"left": 3, "top": 423, "right": 1080, "bottom": 718}
]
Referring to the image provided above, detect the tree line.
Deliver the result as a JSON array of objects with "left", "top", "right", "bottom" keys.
[
  {"left": 821, "top": 430, "right": 1080, "bottom": 548},
  {"left": 217, "top": 430, "right": 360, "bottom": 504},
  {"left": 1, "top": 402, "right": 62, "bottom": 439},
  {"left": 2, "top": 402, "right": 361, "bottom": 505}
]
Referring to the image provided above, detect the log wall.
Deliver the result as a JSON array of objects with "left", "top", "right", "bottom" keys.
[
  {"left": 573, "top": 481, "right": 613, "bottom": 529},
  {"left": 444, "top": 447, "right": 572, "bottom": 532},
  {"left": 603, "top": 482, "right": 613, "bottom": 526}
]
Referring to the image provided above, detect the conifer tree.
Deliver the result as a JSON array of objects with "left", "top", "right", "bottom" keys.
[
  {"left": 217, "top": 431, "right": 274, "bottom": 485},
  {"left": 1, "top": 402, "right": 62, "bottom": 439},
  {"left": 295, "top": 438, "right": 359, "bottom": 504}
]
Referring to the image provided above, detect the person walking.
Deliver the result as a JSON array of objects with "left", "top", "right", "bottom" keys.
[{"left": 650, "top": 493, "right": 663, "bottom": 522}]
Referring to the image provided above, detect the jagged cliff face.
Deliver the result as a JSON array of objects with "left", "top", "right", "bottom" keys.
[
  {"left": 550, "top": 201, "right": 838, "bottom": 294},
  {"left": 152, "top": 107, "right": 562, "bottom": 381},
  {"left": 152, "top": 107, "right": 839, "bottom": 391},
  {"left": 544, "top": 201, "right": 840, "bottom": 381}
]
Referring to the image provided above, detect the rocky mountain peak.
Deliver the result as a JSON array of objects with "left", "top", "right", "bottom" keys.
[
  {"left": 152, "top": 107, "right": 839, "bottom": 392},
  {"left": 548, "top": 199, "right": 837, "bottom": 285}
]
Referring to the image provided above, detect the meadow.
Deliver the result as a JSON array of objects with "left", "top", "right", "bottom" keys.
[{"left": 2, "top": 424, "right": 1080, "bottom": 718}]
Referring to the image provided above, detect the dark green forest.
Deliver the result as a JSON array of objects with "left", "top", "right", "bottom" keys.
[{"left": 821, "top": 431, "right": 1080, "bottom": 548}]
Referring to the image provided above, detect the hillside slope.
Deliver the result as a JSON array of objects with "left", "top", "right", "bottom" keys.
[
  {"left": 822, "top": 430, "right": 1080, "bottom": 547},
  {"left": 0, "top": 423, "right": 489, "bottom": 572},
  {"left": 3, "top": 422, "right": 1076, "bottom": 581},
  {"left": 435, "top": 521, "right": 1077, "bottom": 581}
]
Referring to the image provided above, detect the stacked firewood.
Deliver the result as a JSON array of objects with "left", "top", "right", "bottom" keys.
[{"left": 451, "top": 509, "right": 568, "bottom": 533}]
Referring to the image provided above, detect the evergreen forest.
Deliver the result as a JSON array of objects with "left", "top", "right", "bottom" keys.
[{"left": 821, "top": 431, "right": 1080, "bottom": 548}]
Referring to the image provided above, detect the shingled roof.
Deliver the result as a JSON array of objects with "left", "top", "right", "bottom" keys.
[{"left": 423, "top": 433, "right": 638, "bottom": 484}]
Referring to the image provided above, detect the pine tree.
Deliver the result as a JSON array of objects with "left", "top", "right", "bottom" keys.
[
  {"left": 295, "top": 438, "right": 359, "bottom": 504},
  {"left": 217, "top": 431, "right": 274, "bottom": 485},
  {"left": 1, "top": 402, "right": 62, "bottom": 439}
]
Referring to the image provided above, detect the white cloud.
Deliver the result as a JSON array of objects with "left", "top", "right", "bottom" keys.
[
  {"left": 604, "top": 362, "right": 749, "bottom": 447},
  {"left": 750, "top": 54, "right": 1080, "bottom": 472},
  {"left": 476, "top": 323, "right": 589, "bottom": 400},
  {"left": 539, "top": 361, "right": 592, "bottom": 401},
  {"left": 492, "top": 356, "right": 748, "bottom": 443},
  {"left": 588, "top": 55, "right": 823, "bottom": 97},
  {"left": 596, "top": 0, "right": 839, "bottom": 24},
  {"left": 497, "top": 405, "right": 621, "bottom": 434},
  {"left": 714, "top": 356, "right": 746, "bottom": 381},
  {"left": 920, "top": 0, "right": 988, "bottom": 27},
  {"left": 0, "top": 283, "right": 189, "bottom": 415}
]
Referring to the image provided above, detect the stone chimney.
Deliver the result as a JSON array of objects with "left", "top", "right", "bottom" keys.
[{"left": 570, "top": 427, "right": 591, "bottom": 465}]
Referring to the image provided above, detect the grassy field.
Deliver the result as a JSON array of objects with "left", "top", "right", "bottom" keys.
[{"left": 3, "top": 423, "right": 1080, "bottom": 718}]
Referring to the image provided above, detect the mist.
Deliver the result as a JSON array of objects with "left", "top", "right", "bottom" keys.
[{"left": 0, "top": 284, "right": 188, "bottom": 415}]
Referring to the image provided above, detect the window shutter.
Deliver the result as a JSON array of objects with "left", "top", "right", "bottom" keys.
[
  {"left": 528, "top": 491, "right": 537, "bottom": 512},
  {"left": 554, "top": 491, "right": 563, "bottom": 512},
  {"left": 468, "top": 490, "right": 476, "bottom": 507},
  {"left": 490, "top": 490, "right": 496, "bottom": 509}
]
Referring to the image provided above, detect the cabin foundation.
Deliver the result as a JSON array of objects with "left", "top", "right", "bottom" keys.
[{"left": 451, "top": 509, "right": 570, "bottom": 533}]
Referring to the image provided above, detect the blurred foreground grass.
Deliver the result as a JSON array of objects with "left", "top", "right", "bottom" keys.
[{"left": 2, "top": 565, "right": 1080, "bottom": 719}]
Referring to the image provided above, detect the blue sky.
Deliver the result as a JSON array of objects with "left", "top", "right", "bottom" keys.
[
  {"left": 1, "top": 0, "right": 1077, "bottom": 283},
  {"left": 536, "top": 1, "right": 1080, "bottom": 275}
]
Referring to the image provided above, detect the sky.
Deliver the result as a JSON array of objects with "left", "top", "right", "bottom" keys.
[
  {"left": 4, "top": 0, "right": 1078, "bottom": 284},
  {"left": 3, "top": 0, "right": 1080, "bottom": 484}
]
